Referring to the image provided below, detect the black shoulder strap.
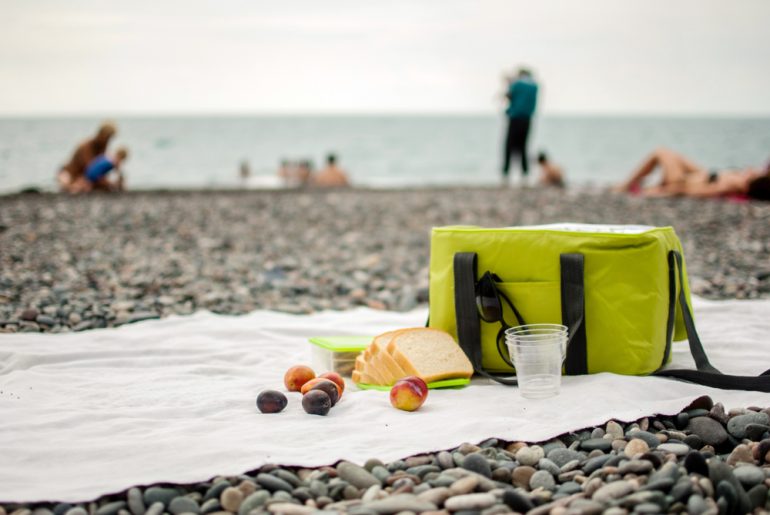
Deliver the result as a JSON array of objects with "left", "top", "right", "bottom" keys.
[
  {"left": 654, "top": 250, "right": 770, "bottom": 392},
  {"left": 561, "top": 253, "right": 587, "bottom": 375},
  {"left": 454, "top": 252, "right": 518, "bottom": 385}
]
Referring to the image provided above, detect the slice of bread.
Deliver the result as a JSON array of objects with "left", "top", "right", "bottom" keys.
[
  {"left": 353, "top": 354, "right": 381, "bottom": 385},
  {"left": 369, "top": 330, "right": 409, "bottom": 385},
  {"left": 387, "top": 328, "right": 473, "bottom": 383},
  {"left": 360, "top": 347, "right": 388, "bottom": 385}
]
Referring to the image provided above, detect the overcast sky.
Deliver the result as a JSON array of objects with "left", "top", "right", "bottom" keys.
[{"left": 1, "top": 0, "right": 769, "bottom": 116}]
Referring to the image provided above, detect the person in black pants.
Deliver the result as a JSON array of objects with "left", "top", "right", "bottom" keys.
[{"left": 502, "top": 68, "right": 539, "bottom": 185}]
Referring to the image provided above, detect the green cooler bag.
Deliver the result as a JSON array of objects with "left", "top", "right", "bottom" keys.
[{"left": 428, "top": 223, "right": 770, "bottom": 391}]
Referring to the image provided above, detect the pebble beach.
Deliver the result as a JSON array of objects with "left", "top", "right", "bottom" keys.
[{"left": 1, "top": 187, "right": 770, "bottom": 514}]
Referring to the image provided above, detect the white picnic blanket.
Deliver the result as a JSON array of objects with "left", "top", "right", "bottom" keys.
[{"left": 1, "top": 297, "right": 769, "bottom": 503}]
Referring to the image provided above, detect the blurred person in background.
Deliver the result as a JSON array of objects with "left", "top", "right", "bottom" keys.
[
  {"left": 57, "top": 122, "right": 117, "bottom": 193},
  {"left": 537, "top": 151, "right": 565, "bottom": 188},
  {"left": 67, "top": 147, "right": 129, "bottom": 193},
  {"left": 312, "top": 153, "right": 350, "bottom": 187},
  {"left": 614, "top": 147, "right": 770, "bottom": 200},
  {"left": 502, "top": 67, "right": 538, "bottom": 187}
]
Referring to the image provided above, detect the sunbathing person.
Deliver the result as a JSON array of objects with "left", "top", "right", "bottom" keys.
[
  {"left": 312, "top": 153, "right": 350, "bottom": 188},
  {"left": 57, "top": 122, "right": 117, "bottom": 193},
  {"left": 615, "top": 148, "right": 770, "bottom": 200}
]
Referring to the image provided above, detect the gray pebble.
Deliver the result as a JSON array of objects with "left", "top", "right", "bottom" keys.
[
  {"left": 541, "top": 439, "right": 566, "bottom": 455},
  {"left": 237, "top": 491, "right": 270, "bottom": 515},
  {"left": 592, "top": 480, "right": 635, "bottom": 502},
  {"left": 529, "top": 470, "right": 556, "bottom": 491},
  {"left": 256, "top": 473, "right": 293, "bottom": 492},
  {"left": 580, "top": 438, "right": 612, "bottom": 452},
  {"left": 203, "top": 481, "right": 230, "bottom": 501},
  {"left": 537, "top": 458, "right": 561, "bottom": 476},
  {"left": 370, "top": 466, "right": 391, "bottom": 484},
  {"left": 727, "top": 412, "right": 770, "bottom": 439},
  {"left": 557, "top": 481, "right": 582, "bottom": 495},
  {"left": 363, "top": 458, "right": 383, "bottom": 471},
  {"left": 688, "top": 416, "right": 728, "bottom": 446},
  {"left": 199, "top": 499, "right": 220, "bottom": 514},
  {"left": 405, "top": 465, "right": 440, "bottom": 478},
  {"left": 337, "top": 461, "right": 381, "bottom": 489},
  {"left": 143, "top": 488, "right": 179, "bottom": 508},
  {"left": 168, "top": 497, "right": 199, "bottom": 515},
  {"left": 583, "top": 454, "right": 612, "bottom": 475},
  {"left": 73, "top": 320, "right": 93, "bottom": 331},
  {"left": 143, "top": 503, "right": 163, "bottom": 515},
  {"left": 35, "top": 314, "right": 56, "bottom": 326},
  {"left": 546, "top": 448, "right": 584, "bottom": 467},
  {"left": 309, "top": 479, "right": 329, "bottom": 498},
  {"left": 437, "top": 451, "right": 455, "bottom": 470},
  {"left": 291, "top": 486, "right": 312, "bottom": 503},
  {"left": 272, "top": 490, "right": 295, "bottom": 502},
  {"left": 417, "top": 486, "right": 451, "bottom": 506},
  {"left": 619, "top": 460, "right": 654, "bottom": 475},
  {"left": 444, "top": 493, "right": 496, "bottom": 511},
  {"left": 605, "top": 421, "right": 624, "bottom": 440},
  {"left": 272, "top": 469, "right": 301, "bottom": 488},
  {"left": 686, "top": 494, "right": 709, "bottom": 515},
  {"left": 590, "top": 428, "right": 605, "bottom": 439},
  {"left": 567, "top": 499, "right": 605, "bottom": 514},
  {"left": 64, "top": 509, "right": 87, "bottom": 515},
  {"left": 627, "top": 430, "right": 660, "bottom": 449},
  {"left": 449, "top": 476, "right": 478, "bottom": 495},
  {"left": 361, "top": 493, "right": 436, "bottom": 513},
  {"left": 264, "top": 503, "right": 312, "bottom": 514},
  {"left": 515, "top": 446, "right": 544, "bottom": 466},
  {"left": 53, "top": 504, "right": 72, "bottom": 515},
  {"left": 656, "top": 443, "right": 690, "bottom": 456},
  {"left": 744, "top": 423, "right": 770, "bottom": 441},
  {"left": 634, "top": 502, "right": 663, "bottom": 514},
  {"left": 127, "top": 488, "right": 145, "bottom": 515},
  {"left": 733, "top": 464, "right": 766, "bottom": 488},
  {"left": 95, "top": 502, "right": 126, "bottom": 515},
  {"left": 747, "top": 484, "right": 769, "bottom": 510},
  {"left": 462, "top": 453, "right": 492, "bottom": 478}
]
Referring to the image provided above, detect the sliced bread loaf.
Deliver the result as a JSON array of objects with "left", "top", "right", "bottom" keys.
[{"left": 387, "top": 328, "right": 473, "bottom": 383}]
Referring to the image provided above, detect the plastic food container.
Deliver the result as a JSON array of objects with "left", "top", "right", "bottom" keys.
[{"left": 308, "top": 336, "right": 371, "bottom": 376}]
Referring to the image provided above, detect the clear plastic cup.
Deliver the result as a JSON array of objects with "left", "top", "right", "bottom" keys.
[{"left": 505, "top": 324, "right": 568, "bottom": 399}]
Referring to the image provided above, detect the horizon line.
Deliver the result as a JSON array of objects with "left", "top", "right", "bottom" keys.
[{"left": 1, "top": 110, "right": 770, "bottom": 119}]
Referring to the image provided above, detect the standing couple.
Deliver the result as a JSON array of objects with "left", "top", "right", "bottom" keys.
[{"left": 58, "top": 122, "right": 129, "bottom": 193}]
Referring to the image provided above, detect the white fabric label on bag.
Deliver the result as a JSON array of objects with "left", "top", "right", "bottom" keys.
[{"left": 517, "top": 223, "right": 656, "bottom": 234}]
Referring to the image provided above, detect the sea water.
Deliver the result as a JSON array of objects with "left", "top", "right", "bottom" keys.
[{"left": 1, "top": 115, "right": 768, "bottom": 194}]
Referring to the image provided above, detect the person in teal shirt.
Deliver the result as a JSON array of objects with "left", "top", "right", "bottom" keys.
[{"left": 503, "top": 68, "right": 538, "bottom": 185}]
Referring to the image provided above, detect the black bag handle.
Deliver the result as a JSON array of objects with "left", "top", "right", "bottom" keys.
[
  {"left": 653, "top": 250, "right": 770, "bottom": 391},
  {"left": 454, "top": 253, "right": 518, "bottom": 385},
  {"left": 453, "top": 252, "right": 587, "bottom": 384},
  {"left": 561, "top": 254, "right": 587, "bottom": 375}
]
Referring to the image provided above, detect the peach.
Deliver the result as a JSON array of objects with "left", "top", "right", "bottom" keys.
[
  {"left": 389, "top": 376, "right": 428, "bottom": 411},
  {"left": 319, "top": 371, "right": 345, "bottom": 395},
  {"left": 284, "top": 365, "right": 315, "bottom": 392}
]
